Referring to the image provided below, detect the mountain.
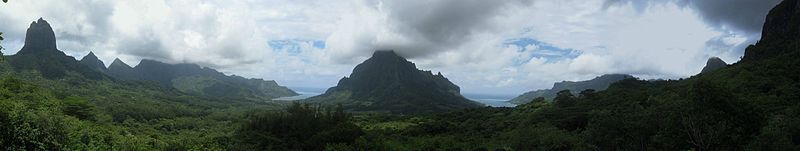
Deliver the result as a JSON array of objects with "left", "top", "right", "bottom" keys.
[
  {"left": 106, "top": 59, "right": 298, "bottom": 99},
  {"left": 743, "top": 0, "right": 800, "bottom": 61},
  {"left": 79, "top": 51, "right": 106, "bottom": 72},
  {"left": 376, "top": 2, "right": 800, "bottom": 150},
  {"left": 303, "top": 50, "right": 483, "bottom": 113},
  {"left": 6, "top": 18, "right": 105, "bottom": 80},
  {"left": 107, "top": 58, "right": 137, "bottom": 80},
  {"left": 700, "top": 57, "right": 727, "bottom": 73},
  {"left": 19, "top": 18, "right": 57, "bottom": 54},
  {"left": 509, "top": 74, "right": 634, "bottom": 104},
  {"left": 2, "top": 18, "right": 297, "bottom": 100}
]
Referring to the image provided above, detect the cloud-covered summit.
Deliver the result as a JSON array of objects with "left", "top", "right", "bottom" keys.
[{"left": 328, "top": 0, "right": 533, "bottom": 59}]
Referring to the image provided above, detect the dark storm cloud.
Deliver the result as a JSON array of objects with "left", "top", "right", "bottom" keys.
[
  {"left": 604, "top": 0, "right": 782, "bottom": 36},
  {"left": 373, "top": 0, "right": 533, "bottom": 58}
]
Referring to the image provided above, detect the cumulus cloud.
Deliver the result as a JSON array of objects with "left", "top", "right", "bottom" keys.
[
  {"left": 0, "top": 0, "right": 269, "bottom": 69},
  {"left": 0, "top": 0, "right": 114, "bottom": 57},
  {"left": 325, "top": 0, "right": 533, "bottom": 62},
  {"left": 602, "top": 0, "right": 782, "bottom": 65},
  {"left": 604, "top": 0, "right": 781, "bottom": 36}
]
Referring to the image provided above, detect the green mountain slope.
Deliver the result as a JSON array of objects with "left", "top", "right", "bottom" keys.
[
  {"left": 114, "top": 59, "right": 298, "bottom": 100},
  {"left": 304, "top": 51, "right": 483, "bottom": 113},
  {"left": 509, "top": 74, "right": 634, "bottom": 104},
  {"left": 6, "top": 18, "right": 106, "bottom": 80},
  {"left": 0, "top": 19, "right": 292, "bottom": 150}
]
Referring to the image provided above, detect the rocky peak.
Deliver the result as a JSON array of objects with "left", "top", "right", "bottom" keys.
[
  {"left": 744, "top": 0, "right": 800, "bottom": 61},
  {"left": 371, "top": 50, "right": 405, "bottom": 60},
  {"left": 351, "top": 51, "right": 414, "bottom": 76},
  {"left": 19, "top": 18, "right": 57, "bottom": 54},
  {"left": 700, "top": 57, "right": 728, "bottom": 73},
  {"left": 307, "top": 50, "right": 481, "bottom": 113},
  {"left": 760, "top": 0, "right": 800, "bottom": 42},
  {"left": 109, "top": 58, "right": 132, "bottom": 70},
  {"left": 79, "top": 51, "right": 106, "bottom": 71},
  {"left": 339, "top": 50, "right": 434, "bottom": 92}
]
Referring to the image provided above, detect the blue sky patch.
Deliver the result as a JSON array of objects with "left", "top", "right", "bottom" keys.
[
  {"left": 268, "top": 39, "right": 326, "bottom": 55},
  {"left": 504, "top": 38, "right": 581, "bottom": 65}
]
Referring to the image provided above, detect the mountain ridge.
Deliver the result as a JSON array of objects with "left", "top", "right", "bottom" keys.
[
  {"left": 6, "top": 18, "right": 297, "bottom": 100},
  {"left": 79, "top": 51, "right": 106, "bottom": 72},
  {"left": 7, "top": 18, "right": 106, "bottom": 80},
  {"left": 104, "top": 58, "right": 298, "bottom": 99},
  {"left": 509, "top": 74, "right": 634, "bottom": 104},
  {"left": 304, "top": 50, "right": 483, "bottom": 113}
]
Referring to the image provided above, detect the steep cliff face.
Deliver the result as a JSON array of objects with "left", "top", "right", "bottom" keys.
[
  {"left": 744, "top": 0, "right": 800, "bottom": 61},
  {"left": 7, "top": 18, "right": 105, "bottom": 80},
  {"left": 19, "top": 18, "right": 58, "bottom": 54},
  {"left": 305, "top": 50, "right": 482, "bottom": 113},
  {"left": 760, "top": 0, "right": 800, "bottom": 43}
]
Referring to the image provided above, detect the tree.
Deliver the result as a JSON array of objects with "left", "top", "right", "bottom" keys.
[
  {"left": 678, "top": 79, "right": 763, "bottom": 150},
  {"left": 579, "top": 89, "right": 596, "bottom": 99},
  {"left": 62, "top": 96, "right": 96, "bottom": 120},
  {"left": 748, "top": 105, "right": 800, "bottom": 150},
  {"left": 554, "top": 90, "right": 576, "bottom": 108},
  {"left": 509, "top": 123, "right": 580, "bottom": 151},
  {"left": 234, "top": 103, "right": 363, "bottom": 150}
]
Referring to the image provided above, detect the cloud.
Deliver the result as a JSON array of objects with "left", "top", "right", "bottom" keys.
[
  {"left": 604, "top": 0, "right": 781, "bottom": 36},
  {"left": 0, "top": 0, "right": 270, "bottom": 69},
  {"left": 325, "top": 0, "right": 533, "bottom": 62},
  {"left": 0, "top": 0, "right": 114, "bottom": 57}
]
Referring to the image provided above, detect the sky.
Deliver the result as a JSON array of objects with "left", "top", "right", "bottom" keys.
[{"left": 0, "top": 0, "right": 782, "bottom": 96}]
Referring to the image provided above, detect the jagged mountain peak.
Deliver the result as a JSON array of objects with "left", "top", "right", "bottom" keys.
[
  {"left": 19, "top": 17, "right": 57, "bottom": 54},
  {"left": 109, "top": 59, "right": 298, "bottom": 99},
  {"left": 700, "top": 57, "right": 728, "bottom": 73},
  {"left": 744, "top": 0, "right": 800, "bottom": 61},
  {"left": 109, "top": 58, "right": 133, "bottom": 69},
  {"left": 80, "top": 51, "right": 106, "bottom": 71},
  {"left": 760, "top": 0, "right": 800, "bottom": 42},
  {"left": 7, "top": 18, "right": 105, "bottom": 80}
]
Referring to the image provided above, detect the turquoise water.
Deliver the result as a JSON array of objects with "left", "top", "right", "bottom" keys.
[
  {"left": 471, "top": 98, "right": 516, "bottom": 107},
  {"left": 272, "top": 89, "right": 518, "bottom": 108},
  {"left": 272, "top": 91, "right": 321, "bottom": 101}
]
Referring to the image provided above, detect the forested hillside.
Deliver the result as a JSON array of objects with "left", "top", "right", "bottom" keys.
[
  {"left": 509, "top": 74, "right": 634, "bottom": 104},
  {"left": 304, "top": 51, "right": 483, "bottom": 113},
  {"left": 0, "top": 18, "right": 298, "bottom": 150}
]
